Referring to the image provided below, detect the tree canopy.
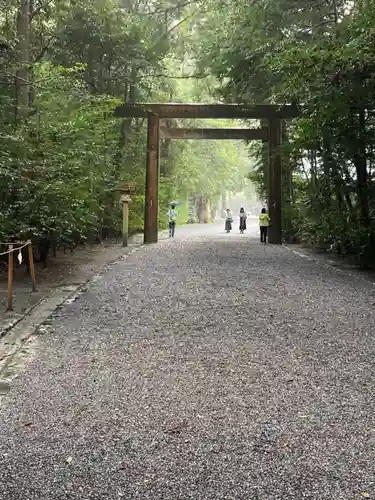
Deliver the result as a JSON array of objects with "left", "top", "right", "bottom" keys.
[
  {"left": 0, "top": 0, "right": 253, "bottom": 251},
  {"left": 2, "top": 0, "right": 375, "bottom": 266}
]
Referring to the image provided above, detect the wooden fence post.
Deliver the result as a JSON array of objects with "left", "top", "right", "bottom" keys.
[
  {"left": 7, "top": 244, "right": 13, "bottom": 311},
  {"left": 27, "top": 240, "right": 36, "bottom": 292}
]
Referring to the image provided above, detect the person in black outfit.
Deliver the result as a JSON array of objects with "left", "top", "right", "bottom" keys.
[{"left": 239, "top": 207, "right": 247, "bottom": 234}]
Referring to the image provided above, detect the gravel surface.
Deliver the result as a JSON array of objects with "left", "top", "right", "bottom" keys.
[{"left": 1, "top": 222, "right": 375, "bottom": 500}]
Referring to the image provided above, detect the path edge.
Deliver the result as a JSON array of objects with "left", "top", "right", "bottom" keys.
[
  {"left": 282, "top": 243, "right": 375, "bottom": 286},
  {"left": 0, "top": 243, "right": 145, "bottom": 377}
]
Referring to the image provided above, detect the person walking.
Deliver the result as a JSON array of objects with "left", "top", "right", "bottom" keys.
[
  {"left": 225, "top": 209, "right": 233, "bottom": 233},
  {"left": 239, "top": 207, "right": 247, "bottom": 234},
  {"left": 168, "top": 204, "right": 177, "bottom": 237},
  {"left": 259, "top": 207, "right": 271, "bottom": 243}
]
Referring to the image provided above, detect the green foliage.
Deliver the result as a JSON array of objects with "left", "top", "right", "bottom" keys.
[
  {"left": 0, "top": 0, "right": 253, "bottom": 250},
  {"left": 193, "top": 0, "right": 375, "bottom": 267}
]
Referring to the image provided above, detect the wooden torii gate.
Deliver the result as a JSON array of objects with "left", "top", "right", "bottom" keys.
[{"left": 114, "top": 103, "right": 299, "bottom": 244}]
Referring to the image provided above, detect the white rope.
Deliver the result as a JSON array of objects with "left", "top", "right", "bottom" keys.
[{"left": 0, "top": 241, "right": 30, "bottom": 256}]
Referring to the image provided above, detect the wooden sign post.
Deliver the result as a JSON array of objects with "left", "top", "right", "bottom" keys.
[{"left": 7, "top": 244, "right": 13, "bottom": 311}]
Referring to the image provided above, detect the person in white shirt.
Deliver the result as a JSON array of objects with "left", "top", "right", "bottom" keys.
[
  {"left": 168, "top": 205, "right": 177, "bottom": 237},
  {"left": 225, "top": 209, "right": 233, "bottom": 233}
]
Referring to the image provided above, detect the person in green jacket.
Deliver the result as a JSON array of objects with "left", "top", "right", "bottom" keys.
[{"left": 259, "top": 207, "right": 271, "bottom": 243}]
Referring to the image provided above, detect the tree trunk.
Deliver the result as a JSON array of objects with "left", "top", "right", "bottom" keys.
[
  {"left": 198, "top": 196, "right": 205, "bottom": 224},
  {"left": 204, "top": 199, "right": 211, "bottom": 223},
  {"left": 355, "top": 106, "right": 369, "bottom": 227},
  {"left": 15, "top": 0, "right": 29, "bottom": 123},
  {"left": 321, "top": 126, "right": 334, "bottom": 209},
  {"left": 117, "top": 65, "right": 137, "bottom": 162},
  {"left": 221, "top": 193, "right": 227, "bottom": 213},
  {"left": 281, "top": 123, "right": 291, "bottom": 206}
]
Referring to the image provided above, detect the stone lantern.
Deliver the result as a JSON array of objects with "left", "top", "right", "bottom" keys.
[{"left": 116, "top": 182, "right": 136, "bottom": 247}]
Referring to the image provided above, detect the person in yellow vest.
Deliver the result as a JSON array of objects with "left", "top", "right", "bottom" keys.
[{"left": 259, "top": 207, "right": 271, "bottom": 243}]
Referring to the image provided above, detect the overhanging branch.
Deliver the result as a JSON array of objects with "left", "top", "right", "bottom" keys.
[{"left": 153, "top": 73, "right": 209, "bottom": 79}]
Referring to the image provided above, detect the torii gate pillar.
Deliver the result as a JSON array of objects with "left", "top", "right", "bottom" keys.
[
  {"left": 144, "top": 113, "right": 159, "bottom": 244},
  {"left": 268, "top": 118, "right": 282, "bottom": 244}
]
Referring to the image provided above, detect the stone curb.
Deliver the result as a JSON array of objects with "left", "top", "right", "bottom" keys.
[
  {"left": 0, "top": 227, "right": 186, "bottom": 379},
  {"left": 0, "top": 228, "right": 171, "bottom": 341},
  {"left": 282, "top": 243, "right": 375, "bottom": 287},
  {"left": 0, "top": 296, "right": 47, "bottom": 341},
  {"left": 0, "top": 228, "right": 160, "bottom": 341},
  {"left": 0, "top": 243, "right": 145, "bottom": 377}
]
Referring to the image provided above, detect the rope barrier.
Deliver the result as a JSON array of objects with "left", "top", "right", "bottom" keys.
[
  {"left": 2, "top": 239, "right": 37, "bottom": 310},
  {"left": 0, "top": 241, "right": 30, "bottom": 256},
  {"left": 0, "top": 240, "right": 26, "bottom": 245}
]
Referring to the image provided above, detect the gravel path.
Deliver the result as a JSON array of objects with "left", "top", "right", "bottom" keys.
[{"left": 1, "top": 222, "right": 375, "bottom": 500}]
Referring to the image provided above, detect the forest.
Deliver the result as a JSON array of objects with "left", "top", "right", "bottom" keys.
[{"left": 1, "top": 0, "right": 375, "bottom": 266}]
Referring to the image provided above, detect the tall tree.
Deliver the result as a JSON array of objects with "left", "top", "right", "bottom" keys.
[{"left": 15, "top": 0, "right": 29, "bottom": 122}]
